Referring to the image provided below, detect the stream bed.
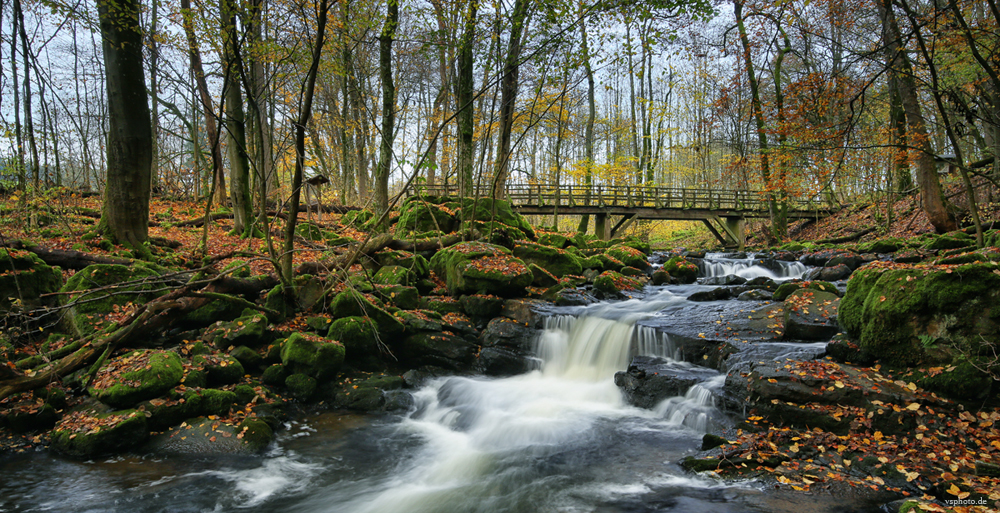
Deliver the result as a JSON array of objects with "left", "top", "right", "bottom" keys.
[{"left": 0, "top": 254, "right": 892, "bottom": 513}]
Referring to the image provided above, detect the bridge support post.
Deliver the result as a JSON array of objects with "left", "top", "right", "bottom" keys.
[
  {"left": 595, "top": 213, "right": 609, "bottom": 240},
  {"left": 725, "top": 216, "right": 745, "bottom": 251}
]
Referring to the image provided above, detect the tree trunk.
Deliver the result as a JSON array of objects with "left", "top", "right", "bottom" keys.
[
  {"left": 876, "top": 0, "right": 956, "bottom": 233},
  {"left": 454, "top": 0, "right": 478, "bottom": 197},
  {"left": 96, "top": 0, "right": 152, "bottom": 248},
  {"left": 374, "top": 0, "right": 399, "bottom": 226},
  {"left": 282, "top": 0, "right": 329, "bottom": 281},
  {"left": 181, "top": 0, "right": 227, "bottom": 205},
  {"left": 577, "top": 10, "right": 595, "bottom": 234},
  {"left": 492, "top": 0, "right": 531, "bottom": 199},
  {"left": 16, "top": 0, "right": 39, "bottom": 191},
  {"left": 221, "top": 0, "right": 253, "bottom": 236},
  {"left": 149, "top": 0, "right": 160, "bottom": 190}
]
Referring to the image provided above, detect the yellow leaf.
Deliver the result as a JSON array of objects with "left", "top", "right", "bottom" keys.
[
  {"left": 834, "top": 381, "right": 844, "bottom": 388},
  {"left": 947, "top": 484, "right": 961, "bottom": 496},
  {"left": 907, "top": 382, "right": 917, "bottom": 391},
  {"left": 789, "top": 443, "right": 799, "bottom": 453},
  {"left": 906, "top": 403, "right": 920, "bottom": 411}
]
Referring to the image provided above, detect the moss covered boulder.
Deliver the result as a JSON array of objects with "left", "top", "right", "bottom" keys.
[
  {"left": 593, "top": 271, "right": 643, "bottom": 298},
  {"left": 51, "top": 408, "right": 149, "bottom": 458},
  {"left": 144, "top": 416, "right": 273, "bottom": 455},
  {"left": 280, "top": 332, "right": 345, "bottom": 380},
  {"left": 373, "top": 265, "right": 419, "bottom": 287},
  {"left": 341, "top": 208, "right": 377, "bottom": 230},
  {"left": 0, "top": 249, "right": 62, "bottom": 313},
  {"left": 192, "top": 354, "right": 245, "bottom": 385},
  {"left": 329, "top": 288, "right": 405, "bottom": 337},
  {"left": 512, "top": 241, "right": 583, "bottom": 277},
  {"left": 376, "top": 250, "right": 430, "bottom": 278},
  {"left": 89, "top": 350, "right": 184, "bottom": 408},
  {"left": 773, "top": 280, "right": 838, "bottom": 301},
  {"left": 606, "top": 244, "right": 650, "bottom": 270},
  {"left": 395, "top": 199, "right": 457, "bottom": 235},
  {"left": 662, "top": 256, "right": 698, "bottom": 284},
  {"left": 429, "top": 241, "right": 533, "bottom": 297},
  {"left": 203, "top": 311, "right": 270, "bottom": 349},
  {"left": 839, "top": 261, "right": 1000, "bottom": 367},
  {"left": 454, "top": 197, "right": 535, "bottom": 239},
  {"left": 328, "top": 316, "right": 384, "bottom": 365},
  {"left": 399, "top": 331, "right": 478, "bottom": 371},
  {"left": 782, "top": 288, "right": 840, "bottom": 340},
  {"left": 61, "top": 262, "right": 164, "bottom": 335}
]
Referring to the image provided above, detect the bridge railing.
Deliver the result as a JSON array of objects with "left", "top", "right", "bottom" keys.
[{"left": 408, "top": 183, "right": 826, "bottom": 212}]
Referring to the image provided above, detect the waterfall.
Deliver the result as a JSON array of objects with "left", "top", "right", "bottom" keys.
[{"left": 699, "top": 253, "right": 806, "bottom": 281}]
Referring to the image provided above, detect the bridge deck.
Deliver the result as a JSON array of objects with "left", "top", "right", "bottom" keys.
[{"left": 411, "top": 184, "right": 833, "bottom": 218}]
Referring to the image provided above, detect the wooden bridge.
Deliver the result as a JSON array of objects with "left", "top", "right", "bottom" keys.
[{"left": 409, "top": 184, "right": 835, "bottom": 249}]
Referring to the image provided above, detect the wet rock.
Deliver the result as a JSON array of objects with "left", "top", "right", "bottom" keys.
[
  {"left": 51, "top": 408, "right": 149, "bottom": 458},
  {"left": 651, "top": 269, "right": 671, "bottom": 286},
  {"left": 230, "top": 345, "right": 263, "bottom": 371},
  {"left": 549, "top": 287, "right": 597, "bottom": 306},
  {"left": 329, "top": 289, "right": 405, "bottom": 338},
  {"left": 773, "top": 280, "right": 838, "bottom": 301},
  {"left": 331, "top": 374, "right": 406, "bottom": 411},
  {"left": 593, "top": 271, "right": 644, "bottom": 298},
  {"left": 285, "top": 373, "right": 318, "bottom": 401},
  {"left": 606, "top": 244, "right": 650, "bottom": 270},
  {"left": 700, "top": 275, "right": 747, "bottom": 286},
  {"left": 744, "top": 276, "right": 779, "bottom": 290},
  {"left": 688, "top": 287, "right": 733, "bottom": 302},
  {"left": 782, "top": 289, "right": 840, "bottom": 341},
  {"left": 144, "top": 417, "right": 273, "bottom": 455},
  {"left": 5, "top": 403, "right": 58, "bottom": 433},
  {"left": 614, "top": 356, "right": 720, "bottom": 409},
  {"left": 460, "top": 294, "right": 505, "bottom": 320},
  {"left": 501, "top": 299, "right": 548, "bottom": 328},
  {"left": 737, "top": 289, "right": 773, "bottom": 301},
  {"left": 192, "top": 354, "right": 245, "bottom": 386},
  {"left": 429, "top": 241, "right": 534, "bottom": 297},
  {"left": 513, "top": 241, "right": 584, "bottom": 277},
  {"left": 476, "top": 317, "right": 538, "bottom": 376},
  {"left": 399, "top": 331, "right": 477, "bottom": 371},
  {"left": 662, "top": 256, "right": 698, "bottom": 284},
  {"left": 804, "top": 264, "right": 852, "bottom": 282},
  {"left": 280, "top": 332, "right": 345, "bottom": 380}
]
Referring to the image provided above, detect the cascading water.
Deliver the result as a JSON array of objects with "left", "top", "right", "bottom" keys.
[{"left": 698, "top": 252, "right": 806, "bottom": 281}]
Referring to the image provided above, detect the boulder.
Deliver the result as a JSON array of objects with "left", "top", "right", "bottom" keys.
[
  {"left": 513, "top": 241, "right": 583, "bottom": 277},
  {"left": 593, "top": 271, "right": 643, "bottom": 298},
  {"left": 327, "top": 316, "right": 384, "bottom": 368},
  {"left": 737, "top": 289, "right": 773, "bottom": 301},
  {"left": 429, "top": 241, "right": 533, "bottom": 297},
  {"left": 398, "top": 331, "right": 478, "bottom": 371},
  {"left": 330, "top": 374, "right": 409, "bottom": 412},
  {"left": 144, "top": 417, "right": 273, "bottom": 455},
  {"left": 375, "top": 250, "right": 430, "bottom": 279},
  {"left": 453, "top": 197, "right": 535, "bottom": 239},
  {"left": 688, "top": 287, "right": 733, "bottom": 302},
  {"left": 459, "top": 294, "right": 505, "bottom": 320},
  {"left": 51, "top": 408, "right": 149, "bottom": 458},
  {"left": 839, "top": 262, "right": 1000, "bottom": 367},
  {"left": 285, "top": 373, "right": 318, "bottom": 401},
  {"left": 773, "top": 280, "right": 838, "bottom": 301},
  {"left": 614, "top": 356, "right": 720, "bottom": 409},
  {"left": 89, "top": 350, "right": 184, "bottom": 408},
  {"left": 0, "top": 249, "right": 62, "bottom": 314},
  {"left": 280, "top": 332, "right": 346, "bottom": 380},
  {"left": 700, "top": 275, "right": 747, "bottom": 286},
  {"left": 202, "top": 311, "right": 270, "bottom": 349},
  {"left": 192, "top": 354, "right": 245, "bottom": 385},
  {"left": 662, "top": 256, "right": 698, "bottom": 284},
  {"left": 61, "top": 262, "right": 164, "bottom": 335},
  {"left": 395, "top": 199, "right": 457, "bottom": 235},
  {"left": 651, "top": 269, "right": 671, "bottom": 285},
  {"left": 804, "top": 263, "right": 852, "bottom": 282},
  {"left": 606, "top": 244, "right": 650, "bottom": 269},
  {"left": 528, "top": 263, "right": 559, "bottom": 287},
  {"left": 374, "top": 284, "right": 420, "bottom": 310},
  {"left": 782, "top": 289, "right": 840, "bottom": 340},
  {"left": 329, "top": 288, "right": 405, "bottom": 337}
]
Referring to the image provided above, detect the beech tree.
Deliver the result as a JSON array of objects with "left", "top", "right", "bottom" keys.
[{"left": 96, "top": 0, "right": 153, "bottom": 248}]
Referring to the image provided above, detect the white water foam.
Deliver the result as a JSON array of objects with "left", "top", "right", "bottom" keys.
[{"left": 700, "top": 253, "right": 806, "bottom": 281}]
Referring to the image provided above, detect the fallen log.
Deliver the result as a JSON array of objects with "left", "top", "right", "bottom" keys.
[{"left": 2, "top": 240, "right": 134, "bottom": 269}]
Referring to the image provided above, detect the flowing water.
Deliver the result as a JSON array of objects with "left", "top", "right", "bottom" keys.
[
  {"left": 1, "top": 257, "right": 886, "bottom": 513},
  {"left": 696, "top": 253, "right": 806, "bottom": 281}
]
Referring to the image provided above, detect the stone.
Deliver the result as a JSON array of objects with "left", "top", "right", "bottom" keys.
[
  {"left": 61, "top": 262, "right": 164, "bottom": 335},
  {"left": 329, "top": 288, "right": 405, "bottom": 337},
  {"left": 327, "top": 316, "right": 385, "bottom": 369},
  {"left": 688, "top": 287, "right": 733, "bottom": 302},
  {"left": 606, "top": 244, "right": 650, "bottom": 269},
  {"left": 804, "top": 264, "right": 852, "bottom": 282},
  {"left": 285, "top": 373, "right": 318, "bottom": 401},
  {"left": 395, "top": 199, "right": 457, "bottom": 236},
  {"left": 736, "top": 289, "right": 773, "bottom": 301},
  {"left": 90, "top": 350, "right": 184, "bottom": 408},
  {"left": 203, "top": 311, "right": 270, "bottom": 349},
  {"left": 230, "top": 345, "right": 263, "bottom": 371},
  {"left": 280, "top": 332, "right": 346, "bottom": 380},
  {"left": 651, "top": 269, "right": 671, "bottom": 285},
  {"left": 513, "top": 241, "right": 583, "bottom": 277},
  {"left": 51, "top": 408, "right": 149, "bottom": 458},
  {"left": 398, "top": 331, "right": 477, "bottom": 371},
  {"left": 0, "top": 249, "right": 62, "bottom": 314},
  {"left": 459, "top": 294, "right": 505, "bottom": 320},
  {"left": 662, "top": 256, "right": 698, "bottom": 284},
  {"left": 528, "top": 263, "right": 559, "bottom": 287},
  {"left": 782, "top": 289, "right": 840, "bottom": 341},
  {"left": 773, "top": 280, "right": 838, "bottom": 301},
  {"left": 375, "top": 284, "right": 420, "bottom": 310},
  {"left": 700, "top": 275, "right": 747, "bottom": 286},
  {"left": 192, "top": 354, "right": 245, "bottom": 385},
  {"left": 429, "top": 241, "right": 533, "bottom": 297},
  {"left": 261, "top": 364, "right": 289, "bottom": 386},
  {"left": 144, "top": 417, "right": 273, "bottom": 455},
  {"left": 593, "top": 271, "right": 643, "bottom": 298},
  {"left": 614, "top": 356, "right": 720, "bottom": 409}
]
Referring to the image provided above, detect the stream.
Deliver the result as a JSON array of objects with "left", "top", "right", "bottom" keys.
[{"left": 0, "top": 254, "right": 891, "bottom": 513}]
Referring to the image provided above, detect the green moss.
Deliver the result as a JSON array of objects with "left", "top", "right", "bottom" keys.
[
  {"left": 280, "top": 332, "right": 345, "bottom": 380},
  {"left": 375, "top": 284, "right": 419, "bottom": 310},
  {"left": 663, "top": 256, "right": 698, "bottom": 283},
  {"left": 221, "top": 259, "right": 251, "bottom": 278},
  {"left": 51, "top": 409, "right": 149, "bottom": 458},
  {"left": 395, "top": 200, "right": 457, "bottom": 235},
  {"left": 329, "top": 288, "right": 405, "bottom": 336},
  {"left": 455, "top": 197, "right": 535, "bottom": 239},
  {"left": 193, "top": 354, "right": 245, "bottom": 385},
  {"left": 284, "top": 373, "right": 318, "bottom": 401},
  {"left": 261, "top": 364, "right": 289, "bottom": 386},
  {"left": 204, "top": 312, "right": 270, "bottom": 349},
  {"left": 773, "top": 280, "right": 838, "bottom": 301},
  {"left": 593, "top": 271, "right": 643, "bottom": 296},
  {"left": 0, "top": 249, "right": 63, "bottom": 313},
  {"left": 90, "top": 350, "right": 184, "bottom": 408},
  {"left": 373, "top": 265, "right": 416, "bottom": 286},
  {"left": 606, "top": 244, "right": 650, "bottom": 269},
  {"left": 912, "top": 357, "right": 994, "bottom": 401},
  {"left": 238, "top": 419, "right": 274, "bottom": 451},
  {"left": 61, "top": 263, "right": 163, "bottom": 335},
  {"left": 198, "top": 388, "right": 239, "bottom": 415},
  {"left": 512, "top": 241, "right": 583, "bottom": 277},
  {"left": 327, "top": 316, "right": 380, "bottom": 357},
  {"left": 295, "top": 222, "right": 326, "bottom": 241},
  {"left": 537, "top": 233, "right": 570, "bottom": 248}
]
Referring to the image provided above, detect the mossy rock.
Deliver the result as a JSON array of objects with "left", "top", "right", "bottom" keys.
[
  {"left": 455, "top": 197, "right": 535, "bottom": 239},
  {"left": 221, "top": 259, "right": 252, "bottom": 278},
  {"left": 839, "top": 263, "right": 1000, "bottom": 367},
  {"left": 144, "top": 416, "right": 273, "bottom": 454},
  {"left": 399, "top": 331, "right": 478, "bottom": 370},
  {"left": 607, "top": 244, "right": 650, "bottom": 269},
  {"left": 327, "top": 316, "right": 382, "bottom": 360},
  {"left": 261, "top": 364, "right": 289, "bottom": 386},
  {"left": 662, "top": 256, "right": 698, "bottom": 283},
  {"left": 285, "top": 373, "right": 318, "bottom": 401},
  {"left": 372, "top": 265, "right": 418, "bottom": 286},
  {"left": 181, "top": 298, "right": 246, "bottom": 328},
  {"left": 857, "top": 238, "right": 904, "bottom": 254},
  {"left": 61, "top": 262, "right": 164, "bottom": 335},
  {"left": 0, "top": 249, "right": 62, "bottom": 313},
  {"left": 911, "top": 357, "right": 995, "bottom": 401},
  {"left": 773, "top": 280, "right": 838, "bottom": 301},
  {"left": 51, "top": 409, "right": 149, "bottom": 458},
  {"left": 5, "top": 403, "right": 58, "bottom": 433},
  {"left": 280, "top": 332, "right": 345, "bottom": 380},
  {"left": 429, "top": 241, "right": 532, "bottom": 297},
  {"left": 90, "top": 350, "right": 184, "bottom": 408},
  {"left": 593, "top": 271, "right": 643, "bottom": 297},
  {"left": 459, "top": 294, "right": 505, "bottom": 319},
  {"left": 528, "top": 263, "right": 558, "bottom": 287},
  {"left": 375, "top": 284, "right": 420, "bottom": 310},
  {"left": 617, "top": 236, "right": 652, "bottom": 255},
  {"left": 582, "top": 254, "right": 623, "bottom": 272},
  {"left": 199, "top": 388, "right": 239, "bottom": 415},
  {"left": 192, "top": 354, "right": 245, "bottom": 385},
  {"left": 512, "top": 241, "right": 583, "bottom": 277},
  {"left": 295, "top": 222, "right": 326, "bottom": 241},
  {"left": 537, "top": 233, "right": 571, "bottom": 248},
  {"left": 294, "top": 274, "right": 327, "bottom": 311},
  {"left": 140, "top": 390, "right": 204, "bottom": 431},
  {"left": 203, "top": 312, "right": 270, "bottom": 349},
  {"left": 230, "top": 345, "right": 263, "bottom": 371},
  {"left": 341, "top": 209, "right": 377, "bottom": 230},
  {"left": 395, "top": 199, "right": 457, "bottom": 236},
  {"left": 329, "top": 288, "right": 405, "bottom": 337},
  {"left": 924, "top": 235, "right": 974, "bottom": 250},
  {"left": 375, "top": 250, "right": 430, "bottom": 279}
]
